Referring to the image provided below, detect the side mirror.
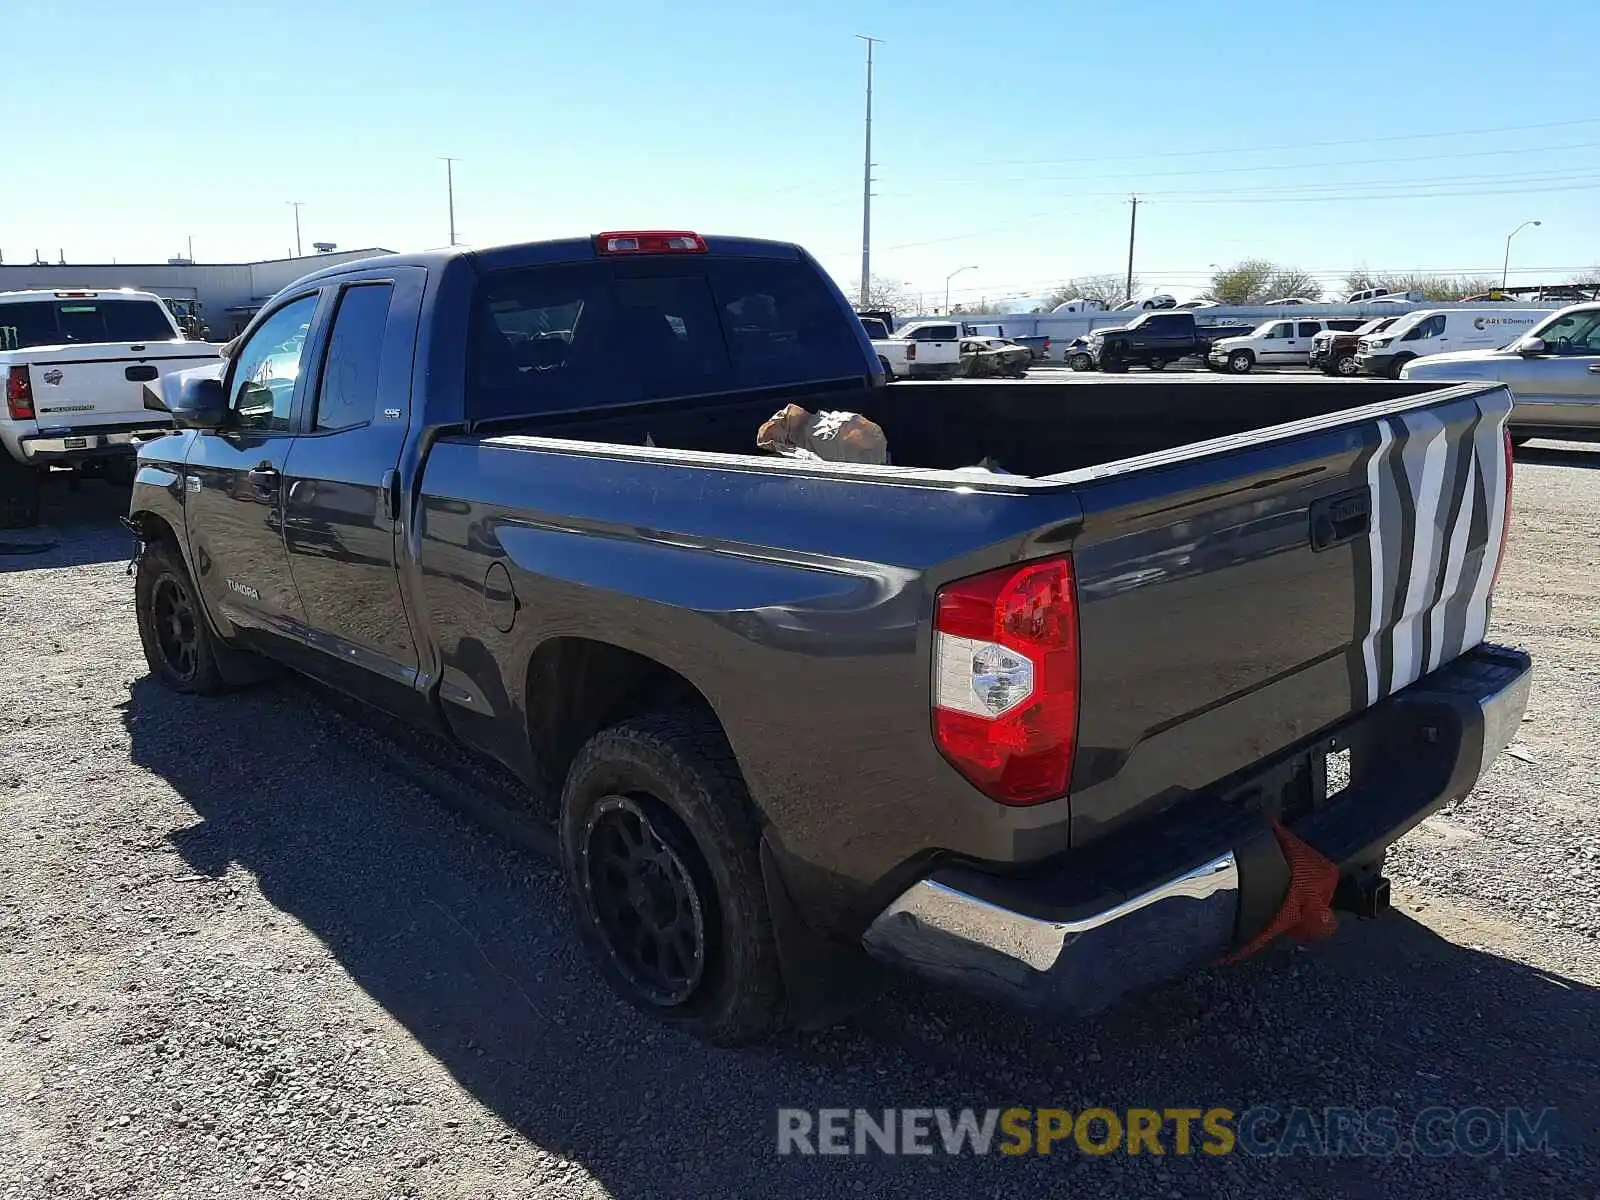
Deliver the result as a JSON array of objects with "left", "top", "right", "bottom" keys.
[
  {"left": 167, "top": 373, "right": 231, "bottom": 430},
  {"left": 1518, "top": 337, "right": 1546, "bottom": 356}
]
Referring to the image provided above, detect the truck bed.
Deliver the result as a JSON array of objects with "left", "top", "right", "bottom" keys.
[{"left": 489, "top": 378, "right": 1434, "bottom": 478}]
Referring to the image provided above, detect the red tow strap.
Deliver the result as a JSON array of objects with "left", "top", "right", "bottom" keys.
[{"left": 1222, "top": 819, "right": 1341, "bottom": 964}]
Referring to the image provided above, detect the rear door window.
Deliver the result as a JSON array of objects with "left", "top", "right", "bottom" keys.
[{"left": 1297, "top": 321, "right": 1321, "bottom": 338}]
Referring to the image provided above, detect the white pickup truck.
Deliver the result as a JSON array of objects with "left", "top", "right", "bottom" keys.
[
  {"left": 1, "top": 288, "right": 221, "bottom": 527},
  {"left": 865, "top": 319, "right": 964, "bottom": 379}
]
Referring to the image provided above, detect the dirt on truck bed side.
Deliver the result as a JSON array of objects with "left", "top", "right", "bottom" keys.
[{"left": 1, "top": 452, "right": 1597, "bottom": 1199}]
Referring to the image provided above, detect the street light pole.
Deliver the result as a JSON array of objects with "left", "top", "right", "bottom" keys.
[
  {"left": 1502, "top": 219, "right": 1541, "bottom": 289},
  {"left": 856, "top": 35, "right": 882, "bottom": 309},
  {"left": 944, "top": 265, "right": 977, "bottom": 314},
  {"left": 440, "top": 157, "right": 459, "bottom": 246},
  {"left": 286, "top": 201, "right": 306, "bottom": 258}
]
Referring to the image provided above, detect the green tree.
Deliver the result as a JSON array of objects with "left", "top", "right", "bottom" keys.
[{"left": 1205, "top": 260, "right": 1276, "bottom": 304}]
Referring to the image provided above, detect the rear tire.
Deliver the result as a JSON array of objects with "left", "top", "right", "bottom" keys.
[
  {"left": 135, "top": 539, "right": 228, "bottom": 695},
  {"left": 878, "top": 356, "right": 896, "bottom": 381},
  {"left": 0, "top": 455, "right": 42, "bottom": 530},
  {"left": 1147, "top": 358, "right": 1167, "bottom": 372},
  {"left": 560, "top": 712, "right": 785, "bottom": 1045}
]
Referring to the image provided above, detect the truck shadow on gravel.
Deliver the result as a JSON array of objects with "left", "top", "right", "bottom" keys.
[
  {"left": 0, "top": 477, "right": 133, "bottom": 570},
  {"left": 121, "top": 676, "right": 1598, "bottom": 1197}
]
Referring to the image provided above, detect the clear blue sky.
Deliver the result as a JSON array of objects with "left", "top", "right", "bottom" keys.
[{"left": 5, "top": 0, "right": 1598, "bottom": 306}]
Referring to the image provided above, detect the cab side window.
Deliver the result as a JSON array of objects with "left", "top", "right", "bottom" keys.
[
  {"left": 1266, "top": 322, "right": 1293, "bottom": 339},
  {"left": 227, "top": 294, "right": 321, "bottom": 433},
  {"left": 313, "top": 284, "right": 393, "bottom": 432}
]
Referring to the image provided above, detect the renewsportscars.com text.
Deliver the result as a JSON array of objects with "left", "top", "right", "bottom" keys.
[{"left": 776, "top": 1106, "right": 1559, "bottom": 1158}]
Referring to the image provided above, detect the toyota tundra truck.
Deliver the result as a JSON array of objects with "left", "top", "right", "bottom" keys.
[
  {"left": 1, "top": 288, "right": 221, "bottom": 527},
  {"left": 126, "top": 230, "right": 1531, "bottom": 1044}
]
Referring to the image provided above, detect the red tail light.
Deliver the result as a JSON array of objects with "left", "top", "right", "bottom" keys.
[
  {"left": 1043, "top": 338, "right": 1052, "bottom": 351},
  {"left": 905, "top": 342, "right": 917, "bottom": 361},
  {"left": 6, "top": 367, "right": 34, "bottom": 420},
  {"left": 594, "top": 230, "right": 707, "bottom": 255},
  {"left": 932, "top": 556, "right": 1080, "bottom": 805},
  {"left": 1491, "top": 426, "right": 1514, "bottom": 593}
]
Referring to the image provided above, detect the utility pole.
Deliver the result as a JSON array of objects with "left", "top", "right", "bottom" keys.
[
  {"left": 1124, "top": 195, "right": 1139, "bottom": 305},
  {"left": 187, "top": 235, "right": 194, "bottom": 263},
  {"left": 441, "top": 157, "right": 459, "bottom": 246},
  {"left": 287, "top": 201, "right": 306, "bottom": 257},
  {"left": 856, "top": 35, "right": 882, "bottom": 309}
]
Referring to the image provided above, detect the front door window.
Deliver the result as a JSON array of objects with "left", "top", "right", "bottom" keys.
[{"left": 228, "top": 294, "right": 321, "bottom": 432}]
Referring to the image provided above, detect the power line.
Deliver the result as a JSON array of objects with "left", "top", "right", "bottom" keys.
[
  {"left": 906, "top": 140, "right": 1600, "bottom": 190},
  {"left": 963, "top": 117, "right": 1600, "bottom": 169}
]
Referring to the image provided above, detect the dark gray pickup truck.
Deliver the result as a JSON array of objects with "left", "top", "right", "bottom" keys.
[{"left": 127, "top": 231, "right": 1531, "bottom": 1044}]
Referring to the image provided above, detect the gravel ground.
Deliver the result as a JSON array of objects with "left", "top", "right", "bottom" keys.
[{"left": 1, "top": 447, "right": 1597, "bottom": 1200}]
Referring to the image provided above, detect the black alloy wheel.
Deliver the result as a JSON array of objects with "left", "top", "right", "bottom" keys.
[{"left": 580, "top": 794, "right": 709, "bottom": 1007}]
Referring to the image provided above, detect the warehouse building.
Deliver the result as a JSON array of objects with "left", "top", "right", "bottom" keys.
[{"left": 0, "top": 248, "right": 394, "bottom": 338}]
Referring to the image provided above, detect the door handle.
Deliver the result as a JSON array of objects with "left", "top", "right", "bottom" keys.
[
  {"left": 248, "top": 466, "right": 280, "bottom": 488},
  {"left": 1587, "top": 365, "right": 1600, "bottom": 374}
]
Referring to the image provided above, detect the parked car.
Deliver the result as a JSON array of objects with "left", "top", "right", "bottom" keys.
[
  {"left": 1113, "top": 293, "right": 1177, "bottom": 311},
  {"left": 1262, "top": 297, "right": 1315, "bottom": 306},
  {"left": 1400, "top": 301, "right": 1600, "bottom": 443},
  {"left": 128, "top": 229, "right": 1529, "bottom": 1042},
  {"left": 0, "top": 288, "right": 222, "bottom": 527},
  {"left": 1048, "top": 297, "right": 1108, "bottom": 314},
  {"left": 1356, "top": 309, "right": 1546, "bottom": 379},
  {"left": 1345, "top": 287, "right": 1392, "bottom": 304},
  {"left": 959, "top": 336, "right": 1030, "bottom": 377},
  {"left": 1309, "top": 318, "right": 1400, "bottom": 377},
  {"left": 1081, "top": 311, "right": 1224, "bottom": 371},
  {"left": 1207, "top": 318, "right": 1367, "bottom": 374},
  {"left": 965, "top": 323, "right": 1051, "bottom": 361},
  {"left": 868, "top": 319, "right": 963, "bottom": 379},
  {"left": 1175, "top": 298, "right": 1221, "bottom": 310}
]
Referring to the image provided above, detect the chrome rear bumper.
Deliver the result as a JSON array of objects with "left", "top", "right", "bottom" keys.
[
  {"left": 863, "top": 853, "right": 1239, "bottom": 1012},
  {"left": 861, "top": 643, "right": 1532, "bottom": 1014},
  {"left": 21, "top": 425, "right": 171, "bottom": 462}
]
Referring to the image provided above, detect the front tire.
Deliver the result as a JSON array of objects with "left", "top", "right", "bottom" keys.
[
  {"left": 1068, "top": 352, "right": 1093, "bottom": 372},
  {"left": 135, "top": 539, "right": 227, "bottom": 694},
  {"left": 1147, "top": 357, "right": 1167, "bottom": 372},
  {"left": 1388, "top": 354, "right": 1415, "bottom": 380},
  {"left": 560, "top": 712, "right": 784, "bottom": 1045},
  {"left": 1227, "top": 350, "right": 1255, "bottom": 374},
  {"left": 0, "top": 455, "right": 42, "bottom": 530}
]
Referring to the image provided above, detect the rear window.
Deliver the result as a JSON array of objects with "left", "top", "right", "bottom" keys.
[
  {"left": 0, "top": 298, "right": 174, "bottom": 349},
  {"left": 469, "top": 257, "right": 866, "bottom": 420},
  {"left": 57, "top": 299, "right": 177, "bottom": 343}
]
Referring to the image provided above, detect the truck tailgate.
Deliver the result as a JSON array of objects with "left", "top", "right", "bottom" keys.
[
  {"left": 1065, "top": 383, "right": 1513, "bottom": 844},
  {"left": 17, "top": 344, "right": 218, "bottom": 428}
]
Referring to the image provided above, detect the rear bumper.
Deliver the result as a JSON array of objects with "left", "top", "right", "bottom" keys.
[
  {"left": 19, "top": 422, "right": 171, "bottom": 463},
  {"left": 861, "top": 643, "right": 1532, "bottom": 1013}
]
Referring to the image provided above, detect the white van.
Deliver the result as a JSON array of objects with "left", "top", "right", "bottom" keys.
[{"left": 1354, "top": 308, "right": 1546, "bottom": 379}]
